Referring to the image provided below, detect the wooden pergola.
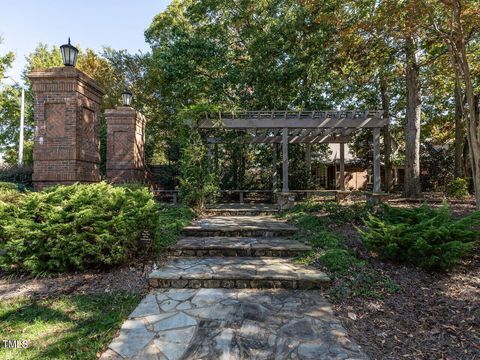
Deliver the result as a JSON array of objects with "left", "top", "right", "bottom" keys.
[{"left": 198, "top": 110, "right": 388, "bottom": 193}]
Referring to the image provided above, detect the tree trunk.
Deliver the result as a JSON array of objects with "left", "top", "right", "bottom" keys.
[
  {"left": 452, "top": 0, "right": 480, "bottom": 209},
  {"left": 404, "top": 35, "right": 422, "bottom": 198},
  {"left": 380, "top": 74, "right": 393, "bottom": 192},
  {"left": 454, "top": 83, "right": 465, "bottom": 178}
]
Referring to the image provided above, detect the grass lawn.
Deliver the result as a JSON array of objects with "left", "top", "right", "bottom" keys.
[{"left": 0, "top": 292, "right": 140, "bottom": 360}]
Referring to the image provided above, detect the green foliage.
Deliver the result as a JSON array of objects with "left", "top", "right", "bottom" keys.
[
  {"left": 320, "top": 202, "right": 374, "bottom": 224},
  {"left": 0, "top": 182, "right": 18, "bottom": 190},
  {"left": 420, "top": 142, "right": 455, "bottom": 192},
  {"left": 319, "top": 249, "right": 365, "bottom": 275},
  {"left": 0, "top": 165, "right": 32, "bottom": 188},
  {"left": 178, "top": 131, "right": 218, "bottom": 208},
  {"left": 155, "top": 206, "right": 195, "bottom": 248},
  {"left": 286, "top": 201, "right": 396, "bottom": 300},
  {"left": 287, "top": 199, "right": 373, "bottom": 225},
  {"left": 0, "top": 183, "right": 23, "bottom": 204},
  {"left": 2, "top": 141, "right": 34, "bottom": 167},
  {"left": 0, "top": 292, "right": 140, "bottom": 360},
  {"left": 446, "top": 177, "right": 469, "bottom": 199},
  {"left": 0, "top": 182, "right": 159, "bottom": 275},
  {"left": 176, "top": 108, "right": 219, "bottom": 208},
  {"left": 0, "top": 36, "right": 14, "bottom": 77},
  {"left": 0, "top": 189, "right": 25, "bottom": 204},
  {"left": 360, "top": 204, "right": 479, "bottom": 270}
]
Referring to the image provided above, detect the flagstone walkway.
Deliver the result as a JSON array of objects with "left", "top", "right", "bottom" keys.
[{"left": 101, "top": 208, "right": 368, "bottom": 360}]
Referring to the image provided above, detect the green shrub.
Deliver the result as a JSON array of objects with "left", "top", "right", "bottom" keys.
[
  {"left": 310, "top": 230, "right": 344, "bottom": 249},
  {"left": 0, "top": 181, "right": 18, "bottom": 190},
  {"left": 319, "top": 249, "right": 365, "bottom": 274},
  {"left": 360, "top": 204, "right": 479, "bottom": 270},
  {"left": 155, "top": 206, "right": 195, "bottom": 248},
  {"left": 0, "top": 182, "right": 160, "bottom": 275},
  {"left": 0, "top": 189, "right": 25, "bottom": 204},
  {"left": 321, "top": 202, "right": 373, "bottom": 224},
  {"left": 288, "top": 201, "right": 397, "bottom": 300},
  {"left": 446, "top": 177, "right": 469, "bottom": 199},
  {"left": 287, "top": 200, "right": 373, "bottom": 225},
  {"left": 178, "top": 131, "right": 218, "bottom": 209},
  {"left": 0, "top": 165, "right": 32, "bottom": 188}
]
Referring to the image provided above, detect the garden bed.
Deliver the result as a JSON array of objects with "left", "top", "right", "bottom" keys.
[
  {"left": 334, "top": 222, "right": 479, "bottom": 359},
  {"left": 0, "top": 262, "right": 154, "bottom": 301},
  {"left": 285, "top": 201, "right": 479, "bottom": 360}
]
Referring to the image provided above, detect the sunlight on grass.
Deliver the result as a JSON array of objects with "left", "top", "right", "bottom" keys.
[{"left": 0, "top": 292, "right": 140, "bottom": 360}]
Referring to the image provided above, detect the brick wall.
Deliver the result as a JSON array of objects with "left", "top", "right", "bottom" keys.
[
  {"left": 29, "top": 67, "right": 104, "bottom": 191},
  {"left": 105, "top": 106, "right": 146, "bottom": 183}
]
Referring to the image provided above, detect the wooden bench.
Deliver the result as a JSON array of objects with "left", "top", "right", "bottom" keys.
[{"left": 150, "top": 189, "right": 179, "bottom": 205}]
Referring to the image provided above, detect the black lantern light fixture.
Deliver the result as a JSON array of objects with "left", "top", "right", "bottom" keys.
[
  {"left": 122, "top": 89, "right": 133, "bottom": 106},
  {"left": 60, "top": 38, "right": 78, "bottom": 67}
]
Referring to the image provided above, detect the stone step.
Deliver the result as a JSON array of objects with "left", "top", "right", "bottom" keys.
[
  {"left": 102, "top": 288, "right": 367, "bottom": 360},
  {"left": 182, "top": 216, "right": 297, "bottom": 237},
  {"left": 169, "top": 237, "right": 311, "bottom": 257},
  {"left": 204, "top": 203, "right": 279, "bottom": 216},
  {"left": 204, "top": 209, "right": 279, "bottom": 216},
  {"left": 149, "top": 257, "right": 330, "bottom": 290}
]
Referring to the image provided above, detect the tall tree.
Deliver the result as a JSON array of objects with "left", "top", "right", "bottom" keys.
[
  {"left": 424, "top": 0, "right": 480, "bottom": 206},
  {"left": 448, "top": 0, "right": 480, "bottom": 208},
  {"left": 404, "top": 33, "right": 423, "bottom": 198}
]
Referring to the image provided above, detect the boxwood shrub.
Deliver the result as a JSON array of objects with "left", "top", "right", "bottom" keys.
[
  {"left": 0, "top": 182, "right": 192, "bottom": 275},
  {"left": 359, "top": 204, "right": 479, "bottom": 271}
]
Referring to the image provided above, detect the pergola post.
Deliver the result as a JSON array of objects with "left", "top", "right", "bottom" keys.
[
  {"left": 207, "top": 142, "right": 212, "bottom": 174},
  {"left": 305, "top": 144, "right": 312, "bottom": 177},
  {"left": 273, "top": 143, "right": 278, "bottom": 191},
  {"left": 373, "top": 128, "right": 381, "bottom": 192},
  {"left": 339, "top": 143, "right": 345, "bottom": 191},
  {"left": 282, "top": 127, "right": 289, "bottom": 192},
  {"left": 214, "top": 143, "right": 219, "bottom": 174}
]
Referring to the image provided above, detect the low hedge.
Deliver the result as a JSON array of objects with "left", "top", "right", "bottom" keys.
[
  {"left": 0, "top": 165, "right": 32, "bottom": 188},
  {"left": 0, "top": 182, "right": 19, "bottom": 191},
  {"left": 0, "top": 182, "right": 194, "bottom": 275},
  {"left": 359, "top": 204, "right": 479, "bottom": 271}
]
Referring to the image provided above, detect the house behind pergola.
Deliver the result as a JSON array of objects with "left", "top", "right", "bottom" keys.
[{"left": 198, "top": 110, "right": 388, "bottom": 195}]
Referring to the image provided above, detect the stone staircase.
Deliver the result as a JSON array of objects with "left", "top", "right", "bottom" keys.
[
  {"left": 102, "top": 205, "right": 368, "bottom": 360},
  {"left": 149, "top": 208, "right": 330, "bottom": 290}
]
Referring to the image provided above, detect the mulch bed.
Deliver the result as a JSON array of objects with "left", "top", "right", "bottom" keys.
[
  {"left": 332, "top": 200, "right": 480, "bottom": 360},
  {"left": 334, "top": 247, "right": 479, "bottom": 360},
  {"left": 0, "top": 263, "right": 153, "bottom": 300}
]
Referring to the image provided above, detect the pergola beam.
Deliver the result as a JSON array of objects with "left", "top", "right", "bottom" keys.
[
  {"left": 199, "top": 117, "right": 387, "bottom": 129},
  {"left": 255, "top": 135, "right": 352, "bottom": 144},
  {"left": 208, "top": 134, "right": 352, "bottom": 144},
  {"left": 198, "top": 110, "right": 386, "bottom": 129},
  {"left": 295, "top": 128, "right": 329, "bottom": 143}
]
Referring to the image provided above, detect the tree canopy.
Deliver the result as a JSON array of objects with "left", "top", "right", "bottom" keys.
[{"left": 0, "top": 0, "right": 479, "bottom": 205}]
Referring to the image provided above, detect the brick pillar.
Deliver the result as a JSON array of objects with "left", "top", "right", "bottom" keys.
[
  {"left": 105, "top": 106, "right": 146, "bottom": 183},
  {"left": 29, "top": 67, "right": 104, "bottom": 190}
]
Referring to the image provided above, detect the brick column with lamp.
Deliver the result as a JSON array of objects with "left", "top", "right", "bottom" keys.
[{"left": 29, "top": 39, "right": 104, "bottom": 190}]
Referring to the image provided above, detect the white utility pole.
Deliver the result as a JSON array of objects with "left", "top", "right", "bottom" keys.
[{"left": 18, "top": 88, "right": 25, "bottom": 166}]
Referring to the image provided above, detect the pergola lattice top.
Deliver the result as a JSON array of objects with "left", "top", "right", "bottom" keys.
[{"left": 199, "top": 110, "right": 387, "bottom": 144}]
